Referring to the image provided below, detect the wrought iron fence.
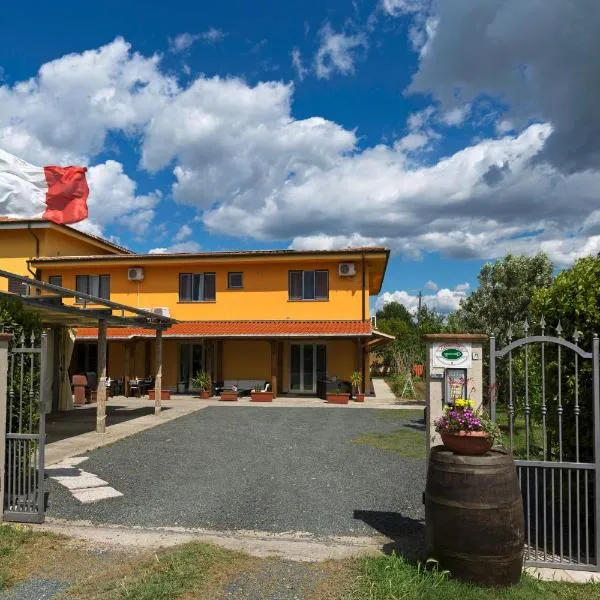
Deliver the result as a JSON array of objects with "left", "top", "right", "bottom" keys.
[
  {"left": 4, "top": 332, "right": 46, "bottom": 523},
  {"left": 490, "top": 320, "right": 600, "bottom": 571}
]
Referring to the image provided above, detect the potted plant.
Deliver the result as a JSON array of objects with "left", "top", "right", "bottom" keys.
[
  {"left": 219, "top": 386, "right": 239, "bottom": 401},
  {"left": 326, "top": 382, "right": 350, "bottom": 405},
  {"left": 251, "top": 382, "right": 274, "bottom": 402},
  {"left": 192, "top": 370, "right": 212, "bottom": 399},
  {"left": 434, "top": 399, "right": 501, "bottom": 456},
  {"left": 350, "top": 371, "right": 365, "bottom": 402},
  {"left": 148, "top": 388, "right": 171, "bottom": 401}
]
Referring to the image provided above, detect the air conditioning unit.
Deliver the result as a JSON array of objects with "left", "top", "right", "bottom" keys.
[
  {"left": 152, "top": 307, "right": 170, "bottom": 317},
  {"left": 338, "top": 262, "right": 357, "bottom": 277},
  {"left": 128, "top": 267, "right": 144, "bottom": 281}
]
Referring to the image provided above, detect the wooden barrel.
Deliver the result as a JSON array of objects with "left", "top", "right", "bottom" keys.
[{"left": 425, "top": 446, "right": 524, "bottom": 587}]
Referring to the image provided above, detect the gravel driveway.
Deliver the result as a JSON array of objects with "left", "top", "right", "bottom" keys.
[{"left": 46, "top": 407, "right": 425, "bottom": 537}]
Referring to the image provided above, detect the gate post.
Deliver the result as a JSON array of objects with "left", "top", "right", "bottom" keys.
[
  {"left": 593, "top": 333, "right": 600, "bottom": 570},
  {"left": 424, "top": 334, "right": 487, "bottom": 455},
  {"left": 0, "top": 333, "right": 11, "bottom": 520}
]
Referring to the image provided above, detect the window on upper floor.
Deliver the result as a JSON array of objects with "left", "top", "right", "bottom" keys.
[
  {"left": 288, "top": 270, "right": 329, "bottom": 301},
  {"left": 75, "top": 274, "right": 110, "bottom": 303},
  {"left": 7, "top": 276, "right": 26, "bottom": 296},
  {"left": 228, "top": 272, "right": 244, "bottom": 289},
  {"left": 48, "top": 275, "right": 62, "bottom": 288},
  {"left": 179, "top": 272, "right": 216, "bottom": 302}
]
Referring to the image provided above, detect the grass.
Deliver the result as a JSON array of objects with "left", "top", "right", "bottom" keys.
[
  {"left": 1, "top": 525, "right": 599, "bottom": 599},
  {"left": 352, "top": 410, "right": 426, "bottom": 459},
  {"left": 496, "top": 405, "right": 545, "bottom": 458},
  {"left": 0, "top": 524, "right": 66, "bottom": 590},
  {"left": 66, "top": 541, "right": 255, "bottom": 599},
  {"left": 343, "top": 554, "right": 600, "bottom": 600}
]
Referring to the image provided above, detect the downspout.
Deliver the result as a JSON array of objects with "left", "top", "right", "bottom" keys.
[
  {"left": 361, "top": 252, "right": 366, "bottom": 322},
  {"left": 27, "top": 224, "right": 40, "bottom": 280}
]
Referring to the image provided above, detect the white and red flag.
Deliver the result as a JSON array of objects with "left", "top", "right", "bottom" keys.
[{"left": 0, "top": 148, "right": 89, "bottom": 224}]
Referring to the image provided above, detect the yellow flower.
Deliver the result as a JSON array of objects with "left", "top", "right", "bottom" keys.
[{"left": 454, "top": 398, "right": 475, "bottom": 409}]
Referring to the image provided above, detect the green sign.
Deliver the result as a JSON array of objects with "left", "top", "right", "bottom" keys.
[{"left": 441, "top": 348, "right": 463, "bottom": 360}]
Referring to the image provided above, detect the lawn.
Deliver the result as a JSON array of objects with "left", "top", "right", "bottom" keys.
[
  {"left": 352, "top": 409, "right": 426, "bottom": 459},
  {"left": 345, "top": 554, "right": 600, "bottom": 600},
  {"left": 1, "top": 525, "right": 599, "bottom": 598}
]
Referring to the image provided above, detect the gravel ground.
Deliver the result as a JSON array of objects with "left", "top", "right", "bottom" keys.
[
  {"left": 222, "top": 560, "right": 333, "bottom": 599},
  {"left": 46, "top": 407, "right": 425, "bottom": 537},
  {"left": 0, "top": 579, "right": 70, "bottom": 600}
]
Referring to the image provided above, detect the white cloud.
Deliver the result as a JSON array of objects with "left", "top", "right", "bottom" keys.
[
  {"left": 314, "top": 24, "right": 368, "bottom": 79},
  {"left": 149, "top": 240, "right": 201, "bottom": 254},
  {"left": 200, "top": 28, "right": 226, "bottom": 44},
  {"left": 381, "top": 0, "right": 429, "bottom": 17},
  {"left": 169, "top": 29, "right": 226, "bottom": 53},
  {"left": 0, "top": 38, "right": 177, "bottom": 166},
  {"left": 406, "top": 1, "right": 600, "bottom": 174},
  {"left": 174, "top": 224, "right": 192, "bottom": 242},
  {"left": 291, "top": 48, "right": 309, "bottom": 81},
  {"left": 377, "top": 282, "right": 469, "bottom": 315},
  {"left": 81, "top": 160, "right": 161, "bottom": 236},
  {"left": 1, "top": 36, "right": 600, "bottom": 268},
  {"left": 424, "top": 280, "right": 438, "bottom": 291}
]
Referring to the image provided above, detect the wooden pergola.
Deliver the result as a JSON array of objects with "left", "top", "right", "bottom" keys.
[{"left": 0, "top": 269, "right": 177, "bottom": 433}]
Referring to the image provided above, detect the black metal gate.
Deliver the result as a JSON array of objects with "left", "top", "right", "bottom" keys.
[
  {"left": 490, "top": 321, "right": 600, "bottom": 571},
  {"left": 4, "top": 332, "right": 46, "bottom": 523}
]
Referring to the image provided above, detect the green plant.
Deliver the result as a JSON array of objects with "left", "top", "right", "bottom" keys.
[
  {"left": 191, "top": 370, "right": 211, "bottom": 392},
  {"left": 434, "top": 401, "right": 502, "bottom": 445},
  {"left": 252, "top": 383, "right": 263, "bottom": 392},
  {"left": 350, "top": 371, "right": 362, "bottom": 393}
]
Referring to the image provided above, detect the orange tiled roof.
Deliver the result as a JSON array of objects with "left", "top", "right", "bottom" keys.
[{"left": 75, "top": 320, "right": 373, "bottom": 339}]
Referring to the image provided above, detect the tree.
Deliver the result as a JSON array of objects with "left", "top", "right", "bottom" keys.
[
  {"left": 451, "top": 253, "right": 554, "bottom": 341},
  {"left": 530, "top": 254, "right": 600, "bottom": 347},
  {"left": 529, "top": 254, "right": 600, "bottom": 461}
]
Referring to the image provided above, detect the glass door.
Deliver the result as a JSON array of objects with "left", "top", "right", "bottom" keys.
[
  {"left": 179, "top": 343, "right": 203, "bottom": 391},
  {"left": 290, "top": 343, "right": 327, "bottom": 393}
]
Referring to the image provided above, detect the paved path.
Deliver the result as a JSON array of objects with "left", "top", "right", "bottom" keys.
[
  {"left": 46, "top": 407, "right": 426, "bottom": 539},
  {"left": 371, "top": 378, "right": 397, "bottom": 402}
]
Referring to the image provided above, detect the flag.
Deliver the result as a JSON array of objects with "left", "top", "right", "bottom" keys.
[{"left": 0, "top": 148, "right": 89, "bottom": 224}]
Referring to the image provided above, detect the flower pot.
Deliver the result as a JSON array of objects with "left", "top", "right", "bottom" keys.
[
  {"left": 412, "top": 364, "right": 425, "bottom": 378},
  {"left": 199, "top": 390, "right": 212, "bottom": 399},
  {"left": 354, "top": 393, "right": 365, "bottom": 402},
  {"left": 326, "top": 393, "right": 350, "bottom": 404},
  {"left": 148, "top": 389, "right": 171, "bottom": 401},
  {"left": 251, "top": 391, "right": 274, "bottom": 402},
  {"left": 219, "top": 391, "right": 239, "bottom": 401},
  {"left": 441, "top": 431, "right": 492, "bottom": 456}
]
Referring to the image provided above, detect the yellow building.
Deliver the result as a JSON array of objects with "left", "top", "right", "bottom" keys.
[{"left": 1, "top": 218, "right": 391, "bottom": 397}]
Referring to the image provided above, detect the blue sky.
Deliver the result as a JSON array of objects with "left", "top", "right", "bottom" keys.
[{"left": 1, "top": 0, "right": 599, "bottom": 314}]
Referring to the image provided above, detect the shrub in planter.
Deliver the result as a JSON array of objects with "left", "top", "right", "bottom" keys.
[
  {"left": 434, "top": 399, "right": 502, "bottom": 456},
  {"left": 326, "top": 393, "right": 350, "bottom": 404},
  {"left": 251, "top": 383, "right": 273, "bottom": 402},
  {"left": 148, "top": 389, "right": 171, "bottom": 401},
  {"left": 191, "top": 370, "right": 212, "bottom": 399},
  {"left": 350, "top": 371, "right": 365, "bottom": 402}
]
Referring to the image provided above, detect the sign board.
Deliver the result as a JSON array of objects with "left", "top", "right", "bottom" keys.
[{"left": 431, "top": 342, "right": 472, "bottom": 368}]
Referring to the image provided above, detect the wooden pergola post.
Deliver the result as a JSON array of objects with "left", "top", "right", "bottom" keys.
[
  {"left": 155, "top": 329, "right": 163, "bottom": 415},
  {"left": 270, "top": 340, "right": 278, "bottom": 398},
  {"left": 96, "top": 319, "right": 107, "bottom": 433},
  {"left": 124, "top": 342, "right": 131, "bottom": 397}
]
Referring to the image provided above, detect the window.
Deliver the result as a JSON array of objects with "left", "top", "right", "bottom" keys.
[
  {"left": 75, "top": 275, "right": 110, "bottom": 302},
  {"left": 48, "top": 275, "right": 62, "bottom": 287},
  {"left": 179, "top": 273, "right": 216, "bottom": 302},
  {"left": 228, "top": 272, "right": 243, "bottom": 289},
  {"left": 7, "top": 276, "right": 26, "bottom": 295},
  {"left": 288, "top": 270, "right": 329, "bottom": 300}
]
